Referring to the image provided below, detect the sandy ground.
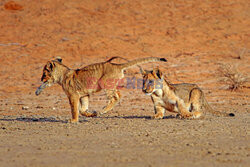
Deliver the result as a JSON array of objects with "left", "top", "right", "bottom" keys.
[{"left": 0, "top": 0, "right": 249, "bottom": 166}]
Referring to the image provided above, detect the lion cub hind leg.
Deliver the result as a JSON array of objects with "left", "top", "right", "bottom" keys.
[
  {"left": 189, "top": 88, "right": 203, "bottom": 118},
  {"left": 176, "top": 99, "right": 193, "bottom": 119},
  {"left": 153, "top": 106, "right": 165, "bottom": 119},
  {"left": 100, "top": 89, "right": 121, "bottom": 114},
  {"left": 79, "top": 96, "right": 97, "bottom": 117},
  {"left": 176, "top": 99, "right": 201, "bottom": 119}
]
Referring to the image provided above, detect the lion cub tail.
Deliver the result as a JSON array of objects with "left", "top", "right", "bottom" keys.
[
  {"left": 119, "top": 57, "right": 167, "bottom": 70},
  {"left": 203, "top": 97, "right": 235, "bottom": 117}
]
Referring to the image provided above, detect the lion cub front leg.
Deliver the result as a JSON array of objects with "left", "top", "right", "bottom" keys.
[
  {"left": 79, "top": 96, "right": 97, "bottom": 117},
  {"left": 68, "top": 95, "right": 80, "bottom": 123},
  {"left": 153, "top": 105, "right": 165, "bottom": 119}
]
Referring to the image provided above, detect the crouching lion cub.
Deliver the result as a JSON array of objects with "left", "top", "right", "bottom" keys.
[
  {"left": 141, "top": 68, "right": 235, "bottom": 119},
  {"left": 35, "top": 57, "right": 167, "bottom": 123}
]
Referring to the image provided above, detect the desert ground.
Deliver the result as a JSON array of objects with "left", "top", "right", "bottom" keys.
[{"left": 0, "top": 0, "right": 249, "bottom": 166}]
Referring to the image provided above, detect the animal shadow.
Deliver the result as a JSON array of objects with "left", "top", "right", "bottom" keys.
[
  {"left": 101, "top": 115, "right": 176, "bottom": 120},
  {"left": 0, "top": 117, "right": 69, "bottom": 123}
]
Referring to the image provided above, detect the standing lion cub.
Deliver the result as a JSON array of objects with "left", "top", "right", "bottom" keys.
[
  {"left": 35, "top": 57, "right": 167, "bottom": 123},
  {"left": 141, "top": 68, "right": 235, "bottom": 119}
]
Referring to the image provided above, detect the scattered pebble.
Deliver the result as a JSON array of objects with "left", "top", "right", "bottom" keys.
[
  {"left": 61, "top": 37, "right": 69, "bottom": 41},
  {"left": 22, "top": 106, "right": 29, "bottom": 110},
  {"left": 36, "top": 106, "right": 43, "bottom": 109}
]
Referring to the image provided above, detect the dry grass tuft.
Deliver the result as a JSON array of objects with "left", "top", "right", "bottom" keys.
[{"left": 218, "top": 64, "right": 249, "bottom": 91}]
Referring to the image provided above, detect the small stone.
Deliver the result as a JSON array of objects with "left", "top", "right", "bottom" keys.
[
  {"left": 36, "top": 106, "right": 43, "bottom": 109},
  {"left": 22, "top": 106, "right": 29, "bottom": 110},
  {"left": 61, "top": 37, "right": 69, "bottom": 41}
]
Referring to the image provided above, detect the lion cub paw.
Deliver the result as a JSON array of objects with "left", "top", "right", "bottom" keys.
[
  {"left": 192, "top": 111, "right": 202, "bottom": 119},
  {"left": 176, "top": 113, "right": 190, "bottom": 119},
  {"left": 69, "top": 119, "right": 79, "bottom": 124},
  {"left": 176, "top": 113, "right": 191, "bottom": 119},
  {"left": 81, "top": 110, "right": 97, "bottom": 117},
  {"left": 152, "top": 113, "right": 164, "bottom": 119},
  {"left": 176, "top": 112, "right": 202, "bottom": 119}
]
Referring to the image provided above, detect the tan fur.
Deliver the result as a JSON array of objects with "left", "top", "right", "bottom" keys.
[
  {"left": 35, "top": 57, "right": 167, "bottom": 123},
  {"left": 141, "top": 68, "right": 235, "bottom": 119}
]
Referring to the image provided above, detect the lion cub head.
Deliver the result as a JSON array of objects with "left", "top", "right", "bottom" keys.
[
  {"left": 35, "top": 57, "right": 64, "bottom": 95},
  {"left": 141, "top": 68, "right": 163, "bottom": 95}
]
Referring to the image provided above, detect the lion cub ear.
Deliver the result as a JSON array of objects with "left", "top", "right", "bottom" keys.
[
  {"left": 153, "top": 68, "right": 163, "bottom": 79},
  {"left": 46, "top": 61, "right": 55, "bottom": 71},
  {"left": 55, "top": 57, "right": 62, "bottom": 63}
]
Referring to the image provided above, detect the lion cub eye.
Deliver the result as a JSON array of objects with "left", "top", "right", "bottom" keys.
[{"left": 148, "top": 80, "right": 154, "bottom": 85}]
